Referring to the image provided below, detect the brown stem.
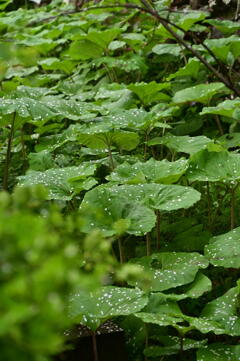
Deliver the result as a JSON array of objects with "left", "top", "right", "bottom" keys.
[
  {"left": 118, "top": 237, "right": 124, "bottom": 264},
  {"left": 87, "top": 3, "right": 240, "bottom": 96},
  {"left": 108, "top": 146, "right": 114, "bottom": 170},
  {"left": 230, "top": 185, "right": 237, "bottom": 230},
  {"left": 144, "top": 323, "right": 149, "bottom": 361},
  {"left": 215, "top": 115, "right": 224, "bottom": 136},
  {"left": 179, "top": 335, "right": 184, "bottom": 360},
  {"left": 92, "top": 331, "right": 99, "bottom": 361},
  {"left": 207, "top": 182, "right": 212, "bottom": 231},
  {"left": 21, "top": 126, "right": 28, "bottom": 171},
  {"left": 3, "top": 112, "right": 16, "bottom": 191},
  {"left": 156, "top": 210, "right": 161, "bottom": 250},
  {"left": 144, "top": 130, "right": 150, "bottom": 160},
  {"left": 146, "top": 232, "right": 151, "bottom": 256}
]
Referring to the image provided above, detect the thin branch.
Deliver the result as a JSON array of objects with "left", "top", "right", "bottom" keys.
[{"left": 28, "top": 2, "right": 240, "bottom": 96}]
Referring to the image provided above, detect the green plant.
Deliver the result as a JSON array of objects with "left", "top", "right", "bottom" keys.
[{"left": 1, "top": 0, "right": 240, "bottom": 360}]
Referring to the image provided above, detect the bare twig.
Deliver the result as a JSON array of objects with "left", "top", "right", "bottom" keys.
[{"left": 28, "top": 2, "right": 240, "bottom": 96}]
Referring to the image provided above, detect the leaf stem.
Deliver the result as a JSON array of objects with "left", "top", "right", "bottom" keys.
[
  {"left": 146, "top": 232, "right": 151, "bottom": 256},
  {"left": 156, "top": 210, "right": 161, "bottom": 250},
  {"left": 230, "top": 184, "right": 238, "bottom": 230},
  {"left": 3, "top": 112, "right": 16, "bottom": 191},
  {"left": 92, "top": 331, "right": 99, "bottom": 361},
  {"left": 118, "top": 237, "right": 124, "bottom": 264},
  {"left": 207, "top": 182, "right": 212, "bottom": 231},
  {"left": 214, "top": 115, "right": 224, "bottom": 136},
  {"left": 108, "top": 146, "right": 114, "bottom": 170}
]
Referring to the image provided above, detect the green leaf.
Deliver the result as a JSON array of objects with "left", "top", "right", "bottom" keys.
[
  {"left": 80, "top": 185, "right": 157, "bottom": 237},
  {"left": 129, "top": 252, "right": 208, "bottom": 291},
  {"left": 107, "top": 158, "right": 189, "bottom": 185},
  {"left": 219, "top": 133, "right": 240, "bottom": 149},
  {"left": 128, "top": 81, "right": 170, "bottom": 105},
  {"left": 85, "top": 28, "right": 121, "bottom": 49},
  {"left": 152, "top": 43, "right": 182, "bottom": 57},
  {"left": 69, "top": 286, "right": 148, "bottom": 330},
  {"left": 205, "top": 227, "right": 240, "bottom": 268},
  {"left": 42, "top": 96, "right": 98, "bottom": 120},
  {"left": 134, "top": 311, "right": 183, "bottom": 327},
  {"left": 172, "top": 83, "right": 227, "bottom": 104},
  {"left": 167, "top": 58, "right": 201, "bottom": 80},
  {"left": 176, "top": 11, "right": 208, "bottom": 31},
  {"left": 0, "top": 97, "right": 57, "bottom": 122},
  {"left": 161, "top": 272, "right": 212, "bottom": 301},
  {"left": 201, "top": 285, "right": 240, "bottom": 336},
  {"left": 78, "top": 125, "right": 140, "bottom": 151},
  {"left": 38, "top": 57, "right": 76, "bottom": 74},
  {"left": 108, "top": 40, "right": 126, "bottom": 51},
  {"left": 187, "top": 149, "right": 240, "bottom": 182},
  {"left": 102, "top": 183, "right": 201, "bottom": 212},
  {"left": 205, "top": 19, "right": 240, "bottom": 35},
  {"left": 145, "top": 337, "right": 207, "bottom": 356},
  {"left": 148, "top": 135, "right": 212, "bottom": 155},
  {"left": 67, "top": 40, "right": 103, "bottom": 60},
  {"left": 18, "top": 163, "right": 97, "bottom": 200},
  {"left": 201, "top": 98, "right": 240, "bottom": 120},
  {"left": 0, "top": 0, "right": 13, "bottom": 10},
  {"left": 197, "top": 344, "right": 240, "bottom": 361},
  {"left": 28, "top": 150, "right": 55, "bottom": 171}
]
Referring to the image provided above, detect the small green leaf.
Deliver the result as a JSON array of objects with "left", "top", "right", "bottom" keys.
[{"left": 152, "top": 43, "right": 182, "bottom": 57}]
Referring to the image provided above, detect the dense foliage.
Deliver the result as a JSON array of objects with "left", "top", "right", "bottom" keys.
[{"left": 1, "top": 0, "right": 240, "bottom": 360}]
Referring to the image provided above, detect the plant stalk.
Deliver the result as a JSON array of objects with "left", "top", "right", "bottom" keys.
[
  {"left": 118, "top": 237, "right": 124, "bottom": 264},
  {"left": 3, "top": 112, "right": 16, "bottom": 191},
  {"left": 108, "top": 146, "right": 114, "bottom": 170},
  {"left": 146, "top": 232, "right": 151, "bottom": 256},
  {"left": 230, "top": 186, "right": 236, "bottom": 230},
  {"left": 207, "top": 182, "right": 212, "bottom": 231},
  {"left": 156, "top": 210, "right": 161, "bottom": 250},
  {"left": 92, "top": 331, "right": 99, "bottom": 361}
]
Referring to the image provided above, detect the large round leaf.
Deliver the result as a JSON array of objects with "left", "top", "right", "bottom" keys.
[
  {"left": 0, "top": 97, "right": 57, "bottom": 122},
  {"left": 187, "top": 150, "right": 240, "bottom": 182},
  {"left": 158, "top": 272, "right": 212, "bottom": 301},
  {"left": 200, "top": 285, "right": 240, "bottom": 336},
  {"left": 172, "top": 82, "right": 227, "bottom": 104},
  {"left": 128, "top": 252, "right": 209, "bottom": 291},
  {"left": 18, "top": 163, "right": 97, "bottom": 200},
  {"left": 197, "top": 344, "right": 240, "bottom": 361},
  {"left": 69, "top": 286, "right": 148, "bottom": 331},
  {"left": 148, "top": 135, "right": 212, "bottom": 155},
  {"left": 96, "top": 183, "right": 201, "bottom": 212},
  {"left": 80, "top": 185, "right": 156, "bottom": 236},
  {"left": 201, "top": 98, "right": 240, "bottom": 120},
  {"left": 205, "top": 227, "right": 240, "bottom": 268},
  {"left": 107, "top": 158, "right": 188, "bottom": 185},
  {"left": 145, "top": 337, "right": 206, "bottom": 357},
  {"left": 77, "top": 125, "right": 140, "bottom": 151}
]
